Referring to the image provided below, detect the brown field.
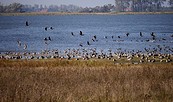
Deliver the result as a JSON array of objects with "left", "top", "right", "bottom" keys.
[{"left": 0, "top": 59, "right": 173, "bottom": 102}]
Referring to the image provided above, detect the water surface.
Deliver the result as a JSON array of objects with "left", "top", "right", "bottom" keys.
[{"left": 0, "top": 14, "right": 173, "bottom": 53}]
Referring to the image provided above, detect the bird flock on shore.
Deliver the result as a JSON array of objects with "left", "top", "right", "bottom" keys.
[{"left": 0, "top": 20, "right": 173, "bottom": 64}]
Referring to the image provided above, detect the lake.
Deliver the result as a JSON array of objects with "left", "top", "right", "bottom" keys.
[{"left": 0, "top": 14, "right": 173, "bottom": 54}]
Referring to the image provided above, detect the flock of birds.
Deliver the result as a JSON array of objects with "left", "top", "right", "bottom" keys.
[
  {"left": 0, "top": 48, "right": 172, "bottom": 64},
  {"left": 0, "top": 20, "right": 173, "bottom": 64}
]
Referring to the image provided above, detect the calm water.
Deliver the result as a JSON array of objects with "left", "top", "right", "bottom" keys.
[{"left": 0, "top": 14, "right": 173, "bottom": 53}]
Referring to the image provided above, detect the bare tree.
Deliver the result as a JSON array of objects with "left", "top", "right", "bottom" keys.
[{"left": 0, "top": 2, "right": 23, "bottom": 13}]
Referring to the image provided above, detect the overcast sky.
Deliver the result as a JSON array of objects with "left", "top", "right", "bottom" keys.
[{"left": 0, "top": 0, "right": 115, "bottom": 7}]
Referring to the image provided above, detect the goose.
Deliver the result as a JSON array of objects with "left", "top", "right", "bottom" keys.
[
  {"left": 26, "top": 21, "right": 29, "bottom": 26},
  {"left": 45, "top": 27, "right": 48, "bottom": 31},
  {"left": 17, "top": 40, "right": 21, "bottom": 47},
  {"left": 80, "top": 31, "right": 83, "bottom": 36},
  {"left": 44, "top": 37, "right": 48, "bottom": 41},
  {"left": 24, "top": 44, "right": 27, "bottom": 50},
  {"left": 151, "top": 32, "right": 155, "bottom": 37},
  {"left": 50, "top": 27, "right": 53, "bottom": 30},
  {"left": 140, "top": 32, "right": 143, "bottom": 37},
  {"left": 93, "top": 35, "right": 97, "bottom": 39},
  {"left": 71, "top": 32, "right": 74, "bottom": 36},
  {"left": 87, "top": 41, "right": 90, "bottom": 45},
  {"left": 126, "top": 33, "right": 129, "bottom": 37},
  {"left": 79, "top": 43, "right": 83, "bottom": 47},
  {"left": 48, "top": 36, "right": 51, "bottom": 41},
  {"left": 92, "top": 38, "right": 95, "bottom": 42}
]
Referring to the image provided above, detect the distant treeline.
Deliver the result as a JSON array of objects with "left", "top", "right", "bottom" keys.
[
  {"left": 0, "top": 2, "right": 114, "bottom": 13},
  {"left": 0, "top": 1, "right": 173, "bottom": 13},
  {"left": 0, "top": 2, "right": 23, "bottom": 13},
  {"left": 115, "top": 0, "right": 173, "bottom": 12}
]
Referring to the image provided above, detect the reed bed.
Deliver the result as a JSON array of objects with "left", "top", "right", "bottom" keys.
[{"left": 0, "top": 59, "right": 173, "bottom": 102}]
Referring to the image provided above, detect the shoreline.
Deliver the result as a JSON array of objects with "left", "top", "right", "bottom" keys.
[{"left": 0, "top": 11, "right": 173, "bottom": 16}]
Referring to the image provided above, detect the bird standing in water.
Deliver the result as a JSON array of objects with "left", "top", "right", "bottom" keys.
[
  {"left": 80, "top": 31, "right": 83, "bottom": 36},
  {"left": 50, "top": 27, "right": 53, "bottom": 30},
  {"left": 26, "top": 21, "right": 29, "bottom": 26},
  {"left": 71, "top": 32, "right": 74, "bottom": 36},
  {"left": 140, "top": 32, "right": 143, "bottom": 37},
  {"left": 45, "top": 27, "right": 48, "bottom": 31},
  {"left": 126, "top": 33, "right": 129, "bottom": 37},
  {"left": 48, "top": 36, "right": 51, "bottom": 41},
  {"left": 17, "top": 40, "right": 21, "bottom": 47},
  {"left": 87, "top": 41, "right": 90, "bottom": 45},
  {"left": 24, "top": 44, "right": 27, "bottom": 50}
]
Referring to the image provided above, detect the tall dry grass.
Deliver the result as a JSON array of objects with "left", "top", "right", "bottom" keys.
[{"left": 0, "top": 59, "right": 173, "bottom": 102}]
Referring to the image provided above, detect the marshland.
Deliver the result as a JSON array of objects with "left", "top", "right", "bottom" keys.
[
  {"left": 0, "top": 13, "right": 173, "bottom": 101},
  {"left": 0, "top": 59, "right": 173, "bottom": 102}
]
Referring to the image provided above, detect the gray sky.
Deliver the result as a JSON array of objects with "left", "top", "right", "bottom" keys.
[{"left": 0, "top": 0, "right": 115, "bottom": 7}]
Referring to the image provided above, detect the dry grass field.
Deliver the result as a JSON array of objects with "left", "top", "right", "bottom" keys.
[{"left": 0, "top": 59, "right": 173, "bottom": 102}]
